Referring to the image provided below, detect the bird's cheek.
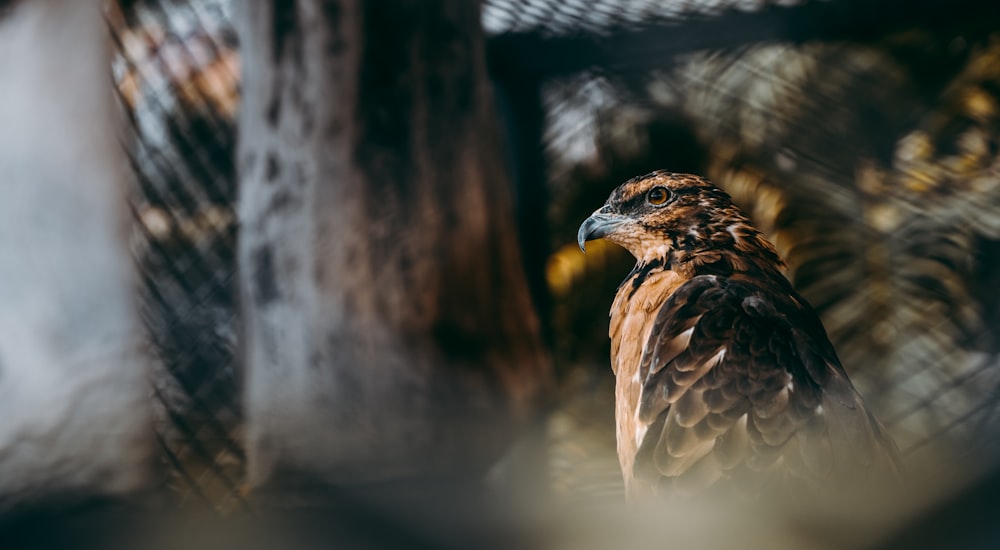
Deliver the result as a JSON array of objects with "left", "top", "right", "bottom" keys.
[{"left": 604, "top": 231, "right": 649, "bottom": 260}]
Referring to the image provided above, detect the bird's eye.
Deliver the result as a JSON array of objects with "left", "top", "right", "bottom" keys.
[{"left": 647, "top": 187, "right": 670, "bottom": 206}]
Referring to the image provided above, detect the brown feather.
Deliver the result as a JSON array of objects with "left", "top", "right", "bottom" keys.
[
  {"left": 583, "top": 170, "right": 901, "bottom": 500},
  {"left": 609, "top": 268, "right": 684, "bottom": 494}
]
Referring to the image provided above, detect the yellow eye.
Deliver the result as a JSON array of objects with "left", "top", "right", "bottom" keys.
[{"left": 647, "top": 186, "right": 670, "bottom": 205}]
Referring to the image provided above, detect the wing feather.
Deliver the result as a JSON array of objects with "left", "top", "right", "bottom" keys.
[
  {"left": 632, "top": 274, "right": 899, "bottom": 496},
  {"left": 673, "top": 387, "right": 711, "bottom": 428},
  {"left": 712, "top": 414, "right": 750, "bottom": 469}
]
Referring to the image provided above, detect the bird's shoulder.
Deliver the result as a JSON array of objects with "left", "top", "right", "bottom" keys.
[
  {"left": 609, "top": 261, "right": 686, "bottom": 375},
  {"left": 632, "top": 272, "right": 900, "bottom": 497}
]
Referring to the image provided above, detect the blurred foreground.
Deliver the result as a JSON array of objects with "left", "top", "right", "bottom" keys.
[{"left": 1, "top": 0, "right": 1000, "bottom": 548}]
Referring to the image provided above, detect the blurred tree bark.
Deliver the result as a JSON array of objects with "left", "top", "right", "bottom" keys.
[{"left": 236, "top": 0, "right": 551, "bottom": 491}]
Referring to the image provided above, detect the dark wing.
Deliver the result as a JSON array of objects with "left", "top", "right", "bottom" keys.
[{"left": 633, "top": 273, "right": 899, "bottom": 496}]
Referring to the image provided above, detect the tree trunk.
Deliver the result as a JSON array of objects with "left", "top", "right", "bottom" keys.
[
  {"left": 0, "top": 0, "right": 152, "bottom": 513},
  {"left": 236, "top": 0, "right": 551, "bottom": 489}
]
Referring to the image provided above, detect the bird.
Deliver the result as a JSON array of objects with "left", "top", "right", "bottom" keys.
[{"left": 577, "top": 170, "right": 900, "bottom": 501}]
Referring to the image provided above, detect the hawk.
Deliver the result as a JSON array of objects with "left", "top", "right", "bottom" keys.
[{"left": 577, "top": 170, "right": 900, "bottom": 500}]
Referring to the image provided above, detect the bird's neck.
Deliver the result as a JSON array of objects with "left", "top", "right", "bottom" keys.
[{"left": 634, "top": 221, "right": 788, "bottom": 283}]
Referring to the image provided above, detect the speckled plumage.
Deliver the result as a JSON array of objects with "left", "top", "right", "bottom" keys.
[{"left": 578, "top": 170, "right": 899, "bottom": 500}]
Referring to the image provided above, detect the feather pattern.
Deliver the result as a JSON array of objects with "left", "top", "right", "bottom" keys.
[{"left": 582, "top": 170, "right": 899, "bottom": 500}]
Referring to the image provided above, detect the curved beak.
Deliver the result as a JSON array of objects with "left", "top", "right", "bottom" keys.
[{"left": 577, "top": 210, "right": 626, "bottom": 253}]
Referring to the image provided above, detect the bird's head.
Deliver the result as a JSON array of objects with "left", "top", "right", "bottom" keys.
[{"left": 578, "top": 170, "right": 783, "bottom": 271}]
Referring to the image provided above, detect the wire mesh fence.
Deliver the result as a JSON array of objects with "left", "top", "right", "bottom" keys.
[
  {"left": 108, "top": 0, "right": 1000, "bottom": 515},
  {"left": 109, "top": 0, "right": 244, "bottom": 513}
]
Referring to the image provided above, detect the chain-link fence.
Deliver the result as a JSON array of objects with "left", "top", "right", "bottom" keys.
[
  {"left": 109, "top": 0, "right": 1000, "bottom": 515},
  {"left": 110, "top": 0, "right": 244, "bottom": 513}
]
